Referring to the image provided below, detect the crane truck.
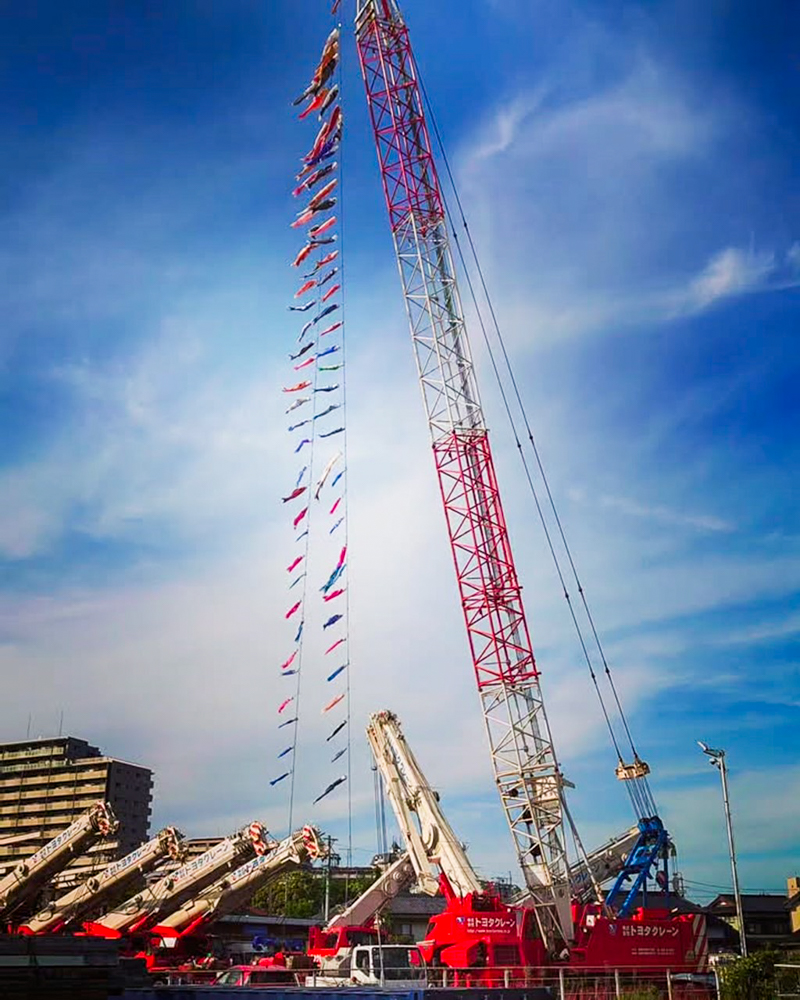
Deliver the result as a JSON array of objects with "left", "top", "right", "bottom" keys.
[
  {"left": 0, "top": 801, "right": 118, "bottom": 922},
  {"left": 305, "top": 854, "right": 424, "bottom": 987},
  {"left": 18, "top": 826, "right": 185, "bottom": 935},
  {"left": 301, "top": 707, "right": 487, "bottom": 985},
  {"left": 133, "top": 826, "right": 325, "bottom": 986},
  {"left": 308, "top": 709, "right": 684, "bottom": 985},
  {"left": 354, "top": 0, "right": 708, "bottom": 975},
  {"left": 149, "top": 825, "right": 324, "bottom": 944},
  {"left": 84, "top": 820, "right": 271, "bottom": 938}
]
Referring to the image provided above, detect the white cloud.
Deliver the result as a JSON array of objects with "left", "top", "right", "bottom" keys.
[
  {"left": 684, "top": 247, "right": 776, "bottom": 310},
  {"left": 597, "top": 493, "right": 734, "bottom": 534},
  {"left": 466, "top": 90, "right": 549, "bottom": 163},
  {"left": 715, "top": 611, "right": 800, "bottom": 648},
  {"left": 660, "top": 762, "right": 800, "bottom": 885},
  {"left": 454, "top": 46, "right": 799, "bottom": 346},
  {"left": 0, "top": 329, "right": 286, "bottom": 560}
]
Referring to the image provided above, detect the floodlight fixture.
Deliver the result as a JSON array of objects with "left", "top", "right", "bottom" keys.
[{"left": 696, "top": 740, "right": 746, "bottom": 956}]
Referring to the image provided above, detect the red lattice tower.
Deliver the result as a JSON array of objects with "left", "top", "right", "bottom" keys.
[{"left": 356, "top": 0, "right": 573, "bottom": 952}]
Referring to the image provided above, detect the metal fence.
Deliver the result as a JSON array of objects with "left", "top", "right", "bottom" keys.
[
  {"left": 299, "top": 965, "right": 718, "bottom": 999},
  {"left": 776, "top": 964, "right": 800, "bottom": 999},
  {"left": 427, "top": 967, "right": 717, "bottom": 999}
]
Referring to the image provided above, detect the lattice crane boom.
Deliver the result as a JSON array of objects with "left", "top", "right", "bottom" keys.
[{"left": 355, "top": 0, "right": 572, "bottom": 951}]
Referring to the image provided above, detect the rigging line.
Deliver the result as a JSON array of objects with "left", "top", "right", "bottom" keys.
[
  {"left": 372, "top": 765, "right": 382, "bottom": 857},
  {"left": 285, "top": 353, "right": 320, "bottom": 835},
  {"left": 332, "top": 0, "right": 353, "bottom": 867},
  {"left": 378, "top": 772, "right": 388, "bottom": 856},
  {"left": 410, "top": 90, "right": 630, "bottom": 794},
  {"left": 418, "top": 72, "right": 654, "bottom": 810},
  {"left": 420, "top": 80, "right": 640, "bottom": 749},
  {"left": 447, "top": 198, "right": 628, "bottom": 779}
]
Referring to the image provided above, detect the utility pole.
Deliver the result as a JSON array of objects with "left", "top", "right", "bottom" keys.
[
  {"left": 698, "top": 742, "right": 747, "bottom": 956},
  {"left": 323, "top": 835, "right": 339, "bottom": 924}
]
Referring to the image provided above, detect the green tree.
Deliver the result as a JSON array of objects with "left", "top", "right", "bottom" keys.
[
  {"left": 250, "top": 868, "right": 381, "bottom": 920},
  {"left": 719, "top": 950, "right": 780, "bottom": 1000}
]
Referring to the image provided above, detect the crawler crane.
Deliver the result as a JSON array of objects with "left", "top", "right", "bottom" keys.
[
  {"left": 310, "top": 710, "right": 648, "bottom": 981},
  {"left": 354, "top": 0, "right": 707, "bottom": 972}
]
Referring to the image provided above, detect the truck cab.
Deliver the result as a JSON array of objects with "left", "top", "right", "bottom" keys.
[
  {"left": 307, "top": 943, "right": 426, "bottom": 987},
  {"left": 352, "top": 944, "right": 426, "bottom": 985}
]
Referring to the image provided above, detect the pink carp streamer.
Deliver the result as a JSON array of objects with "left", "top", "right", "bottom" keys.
[{"left": 272, "top": 16, "right": 350, "bottom": 812}]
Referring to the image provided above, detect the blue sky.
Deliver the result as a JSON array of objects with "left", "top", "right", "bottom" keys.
[{"left": 1, "top": 0, "right": 798, "bottom": 907}]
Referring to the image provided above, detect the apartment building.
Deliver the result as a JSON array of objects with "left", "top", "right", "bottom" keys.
[{"left": 0, "top": 736, "right": 153, "bottom": 887}]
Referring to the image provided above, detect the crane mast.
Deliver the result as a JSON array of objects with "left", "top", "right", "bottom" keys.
[{"left": 355, "top": 0, "right": 571, "bottom": 950}]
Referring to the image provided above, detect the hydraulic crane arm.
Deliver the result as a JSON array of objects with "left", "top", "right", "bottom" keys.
[
  {"left": 356, "top": 0, "right": 572, "bottom": 952},
  {"left": 325, "top": 853, "right": 416, "bottom": 930},
  {"left": 85, "top": 821, "right": 271, "bottom": 938},
  {"left": 19, "top": 827, "right": 185, "bottom": 935},
  {"left": 149, "top": 826, "right": 324, "bottom": 942},
  {"left": 0, "top": 802, "right": 118, "bottom": 920},
  {"left": 367, "top": 710, "right": 483, "bottom": 899}
]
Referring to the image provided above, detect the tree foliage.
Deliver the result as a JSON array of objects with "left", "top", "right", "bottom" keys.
[
  {"left": 718, "top": 950, "right": 780, "bottom": 1000},
  {"left": 250, "top": 868, "right": 380, "bottom": 920}
]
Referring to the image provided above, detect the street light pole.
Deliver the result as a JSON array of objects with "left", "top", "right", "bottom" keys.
[{"left": 698, "top": 742, "right": 747, "bottom": 957}]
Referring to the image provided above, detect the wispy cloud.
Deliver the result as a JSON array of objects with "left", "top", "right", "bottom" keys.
[
  {"left": 685, "top": 247, "right": 776, "bottom": 309},
  {"left": 466, "top": 90, "right": 549, "bottom": 163},
  {"left": 569, "top": 489, "right": 735, "bottom": 533},
  {"left": 456, "top": 46, "right": 799, "bottom": 344},
  {"left": 714, "top": 611, "right": 800, "bottom": 648}
]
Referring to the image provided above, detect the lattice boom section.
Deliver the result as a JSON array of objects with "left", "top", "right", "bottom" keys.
[
  {"left": 433, "top": 431, "right": 538, "bottom": 687},
  {"left": 357, "top": 11, "right": 443, "bottom": 234},
  {"left": 484, "top": 684, "right": 571, "bottom": 943},
  {"left": 395, "top": 219, "right": 482, "bottom": 435}
]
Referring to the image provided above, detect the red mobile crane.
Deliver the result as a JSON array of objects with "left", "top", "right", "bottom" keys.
[{"left": 354, "top": 0, "right": 707, "bottom": 973}]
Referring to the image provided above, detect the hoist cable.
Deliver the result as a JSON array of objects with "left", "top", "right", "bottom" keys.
[
  {"left": 285, "top": 234, "right": 324, "bottom": 837},
  {"left": 409, "top": 92, "right": 629, "bottom": 786},
  {"left": 417, "top": 72, "right": 654, "bottom": 816},
  {"left": 443, "top": 191, "right": 629, "bottom": 782}
]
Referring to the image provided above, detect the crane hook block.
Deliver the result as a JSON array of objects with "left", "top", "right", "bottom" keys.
[{"left": 615, "top": 757, "right": 651, "bottom": 781}]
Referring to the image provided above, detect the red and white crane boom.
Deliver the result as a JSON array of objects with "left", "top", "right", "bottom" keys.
[{"left": 355, "top": 0, "right": 571, "bottom": 951}]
